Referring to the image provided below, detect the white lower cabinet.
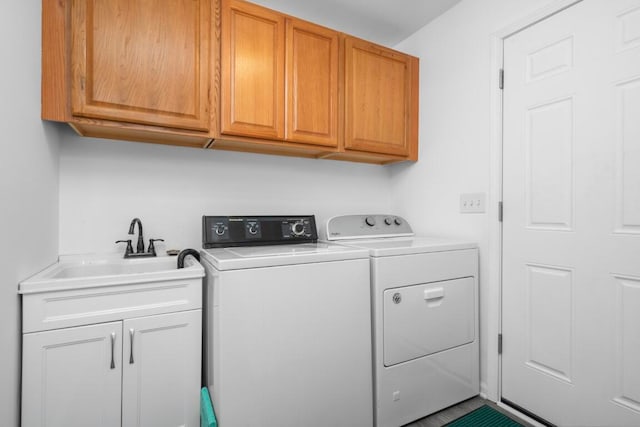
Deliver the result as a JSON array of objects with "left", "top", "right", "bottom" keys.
[
  {"left": 22, "top": 322, "right": 123, "bottom": 427},
  {"left": 22, "top": 310, "right": 201, "bottom": 427},
  {"left": 20, "top": 258, "right": 204, "bottom": 427},
  {"left": 122, "top": 311, "right": 202, "bottom": 427}
]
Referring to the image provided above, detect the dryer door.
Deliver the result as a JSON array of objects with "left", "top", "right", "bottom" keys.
[{"left": 383, "top": 277, "right": 475, "bottom": 366}]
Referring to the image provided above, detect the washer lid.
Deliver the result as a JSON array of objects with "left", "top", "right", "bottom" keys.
[
  {"left": 200, "top": 242, "right": 369, "bottom": 270},
  {"left": 337, "top": 236, "right": 477, "bottom": 257}
]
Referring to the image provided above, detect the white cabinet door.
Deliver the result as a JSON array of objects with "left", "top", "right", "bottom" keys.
[
  {"left": 122, "top": 310, "right": 202, "bottom": 427},
  {"left": 22, "top": 322, "right": 122, "bottom": 427}
]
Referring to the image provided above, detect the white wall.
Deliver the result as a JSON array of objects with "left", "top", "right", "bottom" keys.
[
  {"left": 0, "top": 0, "right": 591, "bottom": 423},
  {"left": 390, "top": 0, "right": 557, "bottom": 399},
  {"left": 59, "top": 129, "right": 392, "bottom": 254},
  {"left": 0, "top": 3, "right": 61, "bottom": 425}
]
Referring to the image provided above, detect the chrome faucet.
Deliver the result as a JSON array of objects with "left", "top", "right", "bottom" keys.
[{"left": 129, "top": 218, "right": 145, "bottom": 253}]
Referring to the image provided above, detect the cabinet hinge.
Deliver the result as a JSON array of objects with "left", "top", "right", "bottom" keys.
[
  {"left": 498, "top": 333, "right": 503, "bottom": 354},
  {"left": 498, "top": 201, "right": 503, "bottom": 222},
  {"left": 499, "top": 68, "right": 504, "bottom": 90}
]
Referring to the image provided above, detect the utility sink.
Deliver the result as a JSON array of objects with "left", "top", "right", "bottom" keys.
[{"left": 19, "top": 253, "right": 204, "bottom": 294}]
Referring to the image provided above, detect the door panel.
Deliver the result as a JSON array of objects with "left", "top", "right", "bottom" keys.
[
  {"left": 525, "top": 97, "right": 574, "bottom": 230},
  {"left": 285, "top": 19, "right": 339, "bottom": 147},
  {"left": 71, "top": 0, "right": 211, "bottom": 131},
  {"left": 344, "top": 37, "right": 411, "bottom": 156},
  {"left": 614, "top": 276, "right": 640, "bottom": 411},
  {"left": 383, "top": 278, "right": 474, "bottom": 366},
  {"left": 502, "top": 1, "right": 640, "bottom": 425},
  {"left": 22, "top": 322, "right": 122, "bottom": 427},
  {"left": 221, "top": 0, "right": 285, "bottom": 139},
  {"left": 122, "top": 310, "right": 201, "bottom": 427},
  {"left": 615, "top": 77, "right": 640, "bottom": 233}
]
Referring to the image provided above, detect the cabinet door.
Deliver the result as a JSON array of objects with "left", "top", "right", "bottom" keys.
[
  {"left": 285, "top": 19, "right": 339, "bottom": 147},
  {"left": 22, "top": 322, "right": 122, "bottom": 427},
  {"left": 221, "top": 0, "right": 285, "bottom": 139},
  {"left": 71, "top": 0, "right": 211, "bottom": 131},
  {"left": 344, "top": 37, "right": 413, "bottom": 156},
  {"left": 122, "top": 310, "right": 202, "bottom": 427}
]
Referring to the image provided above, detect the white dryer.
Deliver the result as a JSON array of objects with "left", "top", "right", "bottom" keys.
[
  {"left": 200, "top": 215, "right": 373, "bottom": 427},
  {"left": 326, "top": 214, "right": 479, "bottom": 427}
]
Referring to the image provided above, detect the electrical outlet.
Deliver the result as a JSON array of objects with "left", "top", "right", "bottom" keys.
[{"left": 460, "top": 193, "right": 486, "bottom": 213}]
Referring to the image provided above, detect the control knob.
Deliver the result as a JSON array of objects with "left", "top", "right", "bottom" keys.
[
  {"left": 291, "top": 221, "right": 306, "bottom": 236},
  {"left": 394, "top": 217, "right": 402, "bottom": 226},
  {"left": 365, "top": 216, "right": 376, "bottom": 227},
  {"left": 214, "top": 224, "right": 226, "bottom": 236},
  {"left": 384, "top": 217, "right": 392, "bottom": 226},
  {"left": 248, "top": 223, "right": 259, "bottom": 235}
]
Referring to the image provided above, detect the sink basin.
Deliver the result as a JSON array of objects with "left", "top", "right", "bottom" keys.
[
  {"left": 52, "top": 257, "right": 179, "bottom": 279},
  {"left": 19, "top": 253, "right": 204, "bottom": 294}
]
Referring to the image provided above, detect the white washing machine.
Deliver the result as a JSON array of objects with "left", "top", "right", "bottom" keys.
[
  {"left": 326, "top": 214, "right": 479, "bottom": 427},
  {"left": 200, "top": 215, "right": 373, "bottom": 427}
]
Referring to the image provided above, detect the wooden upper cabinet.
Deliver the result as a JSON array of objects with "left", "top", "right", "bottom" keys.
[
  {"left": 344, "top": 37, "right": 417, "bottom": 158},
  {"left": 70, "top": 0, "right": 211, "bottom": 131},
  {"left": 221, "top": 0, "right": 285, "bottom": 139},
  {"left": 285, "top": 19, "right": 339, "bottom": 147},
  {"left": 42, "top": 0, "right": 418, "bottom": 163},
  {"left": 220, "top": 1, "right": 338, "bottom": 148}
]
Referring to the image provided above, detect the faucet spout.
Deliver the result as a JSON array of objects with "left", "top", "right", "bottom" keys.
[
  {"left": 128, "top": 218, "right": 145, "bottom": 253},
  {"left": 177, "top": 249, "right": 200, "bottom": 269}
]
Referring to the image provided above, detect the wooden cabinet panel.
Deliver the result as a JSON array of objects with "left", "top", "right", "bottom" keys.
[
  {"left": 71, "top": 0, "right": 211, "bottom": 131},
  {"left": 221, "top": 0, "right": 285, "bottom": 139},
  {"left": 42, "top": 0, "right": 418, "bottom": 163},
  {"left": 344, "top": 37, "right": 414, "bottom": 157},
  {"left": 285, "top": 19, "right": 339, "bottom": 147},
  {"left": 22, "top": 322, "right": 122, "bottom": 427}
]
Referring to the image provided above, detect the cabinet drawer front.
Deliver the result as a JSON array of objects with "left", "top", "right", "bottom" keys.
[
  {"left": 22, "top": 278, "right": 202, "bottom": 333},
  {"left": 71, "top": 0, "right": 211, "bottom": 131}
]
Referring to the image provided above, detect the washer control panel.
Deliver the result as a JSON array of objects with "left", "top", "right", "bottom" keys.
[
  {"left": 203, "top": 215, "right": 317, "bottom": 248},
  {"left": 326, "top": 214, "right": 413, "bottom": 240}
]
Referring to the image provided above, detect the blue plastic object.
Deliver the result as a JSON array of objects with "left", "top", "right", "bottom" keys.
[{"left": 200, "top": 387, "right": 218, "bottom": 427}]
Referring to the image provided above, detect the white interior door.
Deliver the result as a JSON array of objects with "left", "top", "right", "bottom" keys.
[{"left": 502, "top": 0, "right": 640, "bottom": 425}]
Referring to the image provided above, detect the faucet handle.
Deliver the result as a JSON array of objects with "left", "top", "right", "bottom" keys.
[
  {"left": 148, "top": 239, "right": 164, "bottom": 256},
  {"left": 116, "top": 240, "right": 134, "bottom": 257}
]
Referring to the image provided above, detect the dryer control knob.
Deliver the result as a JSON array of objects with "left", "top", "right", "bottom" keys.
[
  {"left": 394, "top": 217, "right": 402, "bottom": 226},
  {"left": 291, "top": 221, "right": 305, "bottom": 236},
  {"left": 214, "top": 225, "right": 226, "bottom": 236},
  {"left": 365, "top": 216, "right": 376, "bottom": 227},
  {"left": 384, "top": 217, "right": 392, "bottom": 226}
]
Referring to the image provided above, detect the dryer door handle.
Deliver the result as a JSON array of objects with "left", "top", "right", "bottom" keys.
[{"left": 424, "top": 287, "right": 444, "bottom": 301}]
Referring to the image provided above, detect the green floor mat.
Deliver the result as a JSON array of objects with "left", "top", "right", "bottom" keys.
[{"left": 444, "top": 405, "right": 524, "bottom": 427}]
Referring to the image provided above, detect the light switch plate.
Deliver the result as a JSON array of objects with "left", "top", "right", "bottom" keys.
[{"left": 460, "top": 193, "right": 486, "bottom": 213}]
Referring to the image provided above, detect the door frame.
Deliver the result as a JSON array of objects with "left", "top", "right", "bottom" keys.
[{"left": 487, "top": 0, "right": 582, "bottom": 407}]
